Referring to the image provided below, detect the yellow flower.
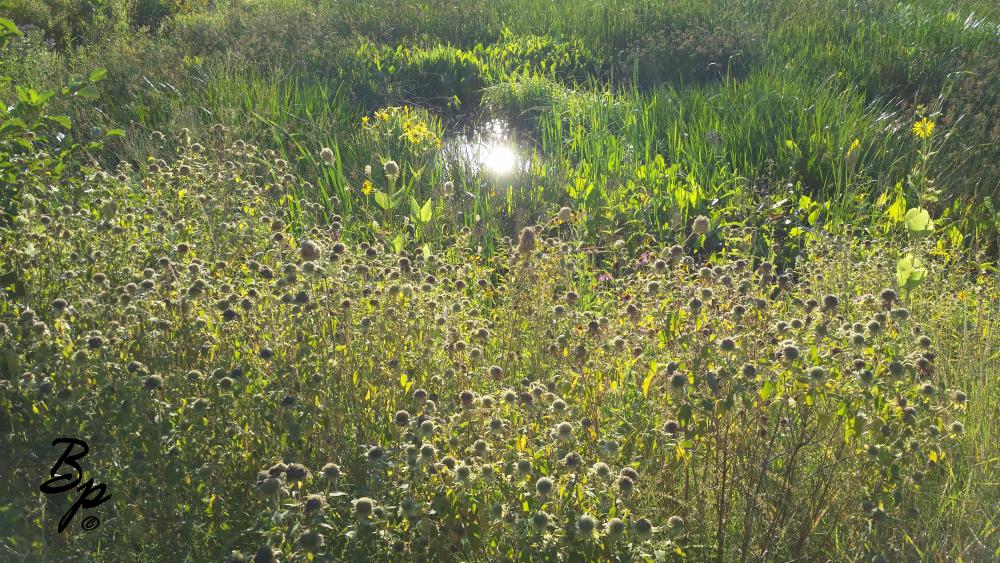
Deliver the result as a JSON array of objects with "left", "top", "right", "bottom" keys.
[
  {"left": 912, "top": 117, "right": 935, "bottom": 140},
  {"left": 847, "top": 138, "right": 861, "bottom": 156},
  {"left": 361, "top": 116, "right": 369, "bottom": 126},
  {"left": 362, "top": 179, "right": 373, "bottom": 195}
]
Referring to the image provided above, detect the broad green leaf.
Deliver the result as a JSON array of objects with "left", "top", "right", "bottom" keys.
[
  {"left": 89, "top": 67, "right": 108, "bottom": 83},
  {"left": 886, "top": 192, "right": 907, "bottom": 222},
  {"left": 419, "top": 198, "right": 433, "bottom": 223},
  {"left": 46, "top": 115, "right": 72, "bottom": 129},
  {"left": 0, "top": 118, "right": 27, "bottom": 136},
  {"left": 0, "top": 18, "right": 23, "bottom": 39},
  {"left": 896, "top": 255, "right": 927, "bottom": 291},
  {"left": 17, "top": 86, "right": 38, "bottom": 105},
  {"left": 373, "top": 190, "right": 391, "bottom": 210},
  {"left": 903, "top": 207, "right": 933, "bottom": 237},
  {"left": 75, "top": 85, "right": 100, "bottom": 100},
  {"left": 808, "top": 208, "right": 820, "bottom": 225}
]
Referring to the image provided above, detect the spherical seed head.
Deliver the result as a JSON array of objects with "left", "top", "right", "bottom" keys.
[
  {"left": 920, "top": 381, "right": 935, "bottom": 395},
  {"left": 460, "top": 390, "right": 475, "bottom": 407},
  {"left": 558, "top": 206, "right": 572, "bottom": 222},
  {"left": 954, "top": 390, "right": 967, "bottom": 403},
  {"left": 535, "top": 476, "right": 553, "bottom": 495},
  {"left": 473, "top": 439, "right": 489, "bottom": 455},
  {"left": 782, "top": 342, "right": 800, "bottom": 361},
  {"left": 393, "top": 409, "right": 411, "bottom": 426},
  {"left": 300, "top": 240, "right": 321, "bottom": 261},
  {"left": 303, "top": 494, "right": 325, "bottom": 514},
  {"left": 633, "top": 517, "right": 653, "bottom": 538},
  {"left": 664, "top": 419, "right": 680, "bottom": 433},
  {"left": 688, "top": 297, "right": 702, "bottom": 312},
  {"left": 319, "top": 147, "right": 335, "bottom": 164},
  {"left": 419, "top": 443, "right": 435, "bottom": 459},
  {"left": 286, "top": 463, "right": 309, "bottom": 483},
  {"left": 950, "top": 421, "right": 964, "bottom": 434},
  {"left": 668, "top": 515, "right": 685, "bottom": 530},
  {"left": 822, "top": 294, "right": 840, "bottom": 311},
  {"left": 578, "top": 514, "right": 597, "bottom": 535},
  {"left": 720, "top": 337, "right": 736, "bottom": 352},
  {"left": 419, "top": 420, "right": 435, "bottom": 436},
  {"left": 321, "top": 463, "right": 342, "bottom": 480},
  {"left": 692, "top": 215, "right": 710, "bottom": 235},
  {"left": 353, "top": 497, "right": 375, "bottom": 517},
  {"left": 556, "top": 421, "right": 573, "bottom": 439},
  {"left": 253, "top": 545, "right": 276, "bottom": 563},
  {"left": 620, "top": 467, "right": 639, "bottom": 483},
  {"left": 563, "top": 452, "right": 583, "bottom": 470},
  {"left": 807, "top": 366, "right": 826, "bottom": 382},
  {"left": 532, "top": 511, "right": 550, "bottom": 530},
  {"left": 298, "top": 530, "right": 324, "bottom": 552},
  {"left": 517, "top": 226, "right": 537, "bottom": 254},
  {"left": 590, "top": 462, "right": 610, "bottom": 478},
  {"left": 258, "top": 477, "right": 281, "bottom": 496},
  {"left": 607, "top": 517, "right": 626, "bottom": 537},
  {"left": 617, "top": 475, "right": 635, "bottom": 494},
  {"left": 367, "top": 445, "right": 384, "bottom": 461},
  {"left": 143, "top": 374, "right": 163, "bottom": 390},
  {"left": 517, "top": 459, "right": 531, "bottom": 475},
  {"left": 384, "top": 160, "right": 399, "bottom": 176},
  {"left": 489, "top": 365, "right": 503, "bottom": 378},
  {"left": 917, "top": 335, "right": 932, "bottom": 348},
  {"left": 879, "top": 288, "right": 897, "bottom": 304},
  {"left": 669, "top": 372, "right": 687, "bottom": 390}
]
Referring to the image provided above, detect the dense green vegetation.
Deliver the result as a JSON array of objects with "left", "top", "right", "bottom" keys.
[{"left": 1, "top": 0, "right": 998, "bottom": 561}]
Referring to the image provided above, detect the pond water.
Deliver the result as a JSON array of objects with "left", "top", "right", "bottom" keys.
[{"left": 442, "top": 119, "right": 530, "bottom": 176}]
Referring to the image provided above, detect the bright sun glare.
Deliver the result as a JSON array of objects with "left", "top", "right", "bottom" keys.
[{"left": 481, "top": 144, "right": 516, "bottom": 175}]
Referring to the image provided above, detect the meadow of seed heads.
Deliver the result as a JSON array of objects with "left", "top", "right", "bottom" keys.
[
  {"left": 0, "top": 130, "right": 994, "bottom": 561},
  {"left": 2, "top": 0, "right": 999, "bottom": 559}
]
